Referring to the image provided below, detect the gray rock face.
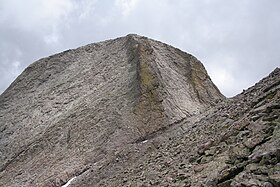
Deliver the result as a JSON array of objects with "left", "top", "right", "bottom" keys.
[
  {"left": 0, "top": 34, "right": 279, "bottom": 187},
  {"left": 0, "top": 34, "right": 224, "bottom": 187}
]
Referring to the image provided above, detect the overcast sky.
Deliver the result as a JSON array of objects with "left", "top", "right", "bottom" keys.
[{"left": 0, "top": 0, "right": 279, "bottom": 97}]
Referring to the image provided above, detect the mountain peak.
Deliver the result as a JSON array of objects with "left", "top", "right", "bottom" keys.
[
  {"left": 0, "top": 35, "right": 224, "bottom": 186},
  {"left": 1, "top": 36, "right": 278, "bottom": 187}
]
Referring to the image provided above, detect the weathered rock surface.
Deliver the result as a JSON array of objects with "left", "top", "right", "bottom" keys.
[{"left": 0, "top": 34, "right": 279, "bottom": 187}]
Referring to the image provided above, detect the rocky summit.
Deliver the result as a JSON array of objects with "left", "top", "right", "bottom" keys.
[{"left": 0, "top": 34, "right": 279, "bottom": 187}]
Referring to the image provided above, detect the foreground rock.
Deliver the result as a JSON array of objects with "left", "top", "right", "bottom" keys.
[{"left": 0, "top": 34, "right": 279, "bottom": 187}]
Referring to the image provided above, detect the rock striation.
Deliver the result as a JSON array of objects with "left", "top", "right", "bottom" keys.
[{"left": 0, "top": 34, "right": 279, "bottom": 187}]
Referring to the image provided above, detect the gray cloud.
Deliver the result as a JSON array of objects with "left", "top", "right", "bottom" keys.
[{"left": 0, "top": 0, "right": 279, "bottom": 96}]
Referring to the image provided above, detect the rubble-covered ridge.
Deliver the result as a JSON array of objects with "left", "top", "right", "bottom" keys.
[
  {"left": 0, "top": 34, "right": 279, "bottom": 187},
  {"left": 92, "top": 67, "right": 279, "bottom": 187}
]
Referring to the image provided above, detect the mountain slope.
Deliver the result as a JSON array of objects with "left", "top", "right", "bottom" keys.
[
  {"left": 68, "top": 68, "right": 280, "bottom": 187},
  {"left": 0, "top": 34, "right": 224, "bottom": 187}
]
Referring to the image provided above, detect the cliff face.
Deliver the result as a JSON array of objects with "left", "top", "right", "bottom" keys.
[
  {"left": 0, "top": 34, "right": 224, "bottom": 187},
  {"left": 0, "top": 35, "right": 279, "bottom": 187}
]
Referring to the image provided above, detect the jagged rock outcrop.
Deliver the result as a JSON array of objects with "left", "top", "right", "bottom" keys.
[
  {"left": 0, "top": 34, "right": 224, "bottom": 187},
  {"left": 0, "top": 34, "right": 279, "bottom": 187}
]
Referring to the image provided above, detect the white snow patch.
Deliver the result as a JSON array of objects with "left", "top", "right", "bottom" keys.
[{"left": 61, "top": 176, "right": 76, "bottom": 187}]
